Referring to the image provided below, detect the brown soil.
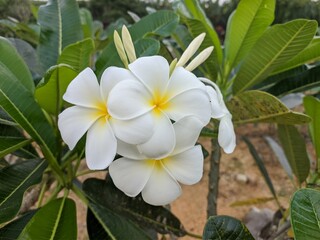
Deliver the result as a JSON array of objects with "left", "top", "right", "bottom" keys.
[{"left": 74, "top": 123, "right": 302, "bottom": 239}]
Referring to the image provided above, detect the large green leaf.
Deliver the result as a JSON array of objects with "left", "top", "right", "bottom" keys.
[
  {"left": 35, "top": 64, "right": 78, "bottom": 115},
  {"left": 182, "top": 0, "right": 222, "bottom": 64},
  {"left": 0, "top": 159, "right": 47, "bottom": 224},
  {"left": 0, "top": 42, "right": 59, "bottom": 170},
  {"left": 224, "top": 0, "right": 275, "bottom": 72},
  {"left": 83, "top": 178, "right": 186, "bottom": 237},
  {"left": 58, "top": 38, "right": 94, "bottom": 72},
  {"left": 86, "top": 202, "right": 151, "bottom": 240},
  {"left": 233, "top": 19, "right": 318, "bottom": 94},
  {"left": 266, "top": 65, "right": 320, "bottom": 96},
  {"left": 227, "top": 90, "right": 311, "bottom": 125},
  {"left": 95, "top": 10, "right": 179, "bottom": 77},
  {"left": 304, "top": 96, "right": 320, "bottom": 161},
  {"left": 79, "top": 8, "right": 94, "bottom": 39},
  {"left": 291, "top": 188, "right": 320, "bottom": 240},
  {"left": 17, "top": 198, "right": 77, "bottom": 240},
  {"left": 0, "top": 37, "right": 34, "bottom": 93},
  {"left": 37, "top": 0, "right": 83, "bottom": 71},
  {"left": 278, "top": 125, "right": 310, "bottom": 184},
  {"left": 0, "top": 210, "right": 36, "bottom": 239},
  {"left": 203, "top": 215, "right": 254, "bottom": 240},
  {"left": 272, "top": 37, "right": 320, "bottom": 75}
]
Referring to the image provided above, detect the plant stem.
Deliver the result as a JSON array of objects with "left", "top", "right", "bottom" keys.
[
  {"left": 185, "top": 231, "right": 202, "bottom": 239},
  {"left": 207, "top": 137, "right": 221, "bottom": 218}
]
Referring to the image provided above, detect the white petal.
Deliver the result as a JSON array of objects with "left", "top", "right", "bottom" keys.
[
  {"left": 163, "top": 145, "right": 203, "bottom": 185},
  {"left": 167, "top": 67, "right": 204, "bottom": 98},
  {"left": 109, "top": 157, "right": 153, "bottom": 197},
  {"left": 110, "top": 112, "right": 154, "bottom": 144},
  {"left": 85, "top": 118, "right": 117, "bottom": 170},
  {"left": 116, "top": 139, "right": 144, "bottom": 160},
  {"left": 218, "top": 115, "right": 236, "bottom": 154},
  {"left": 108, "top": 80, "right": 153, "bottom": 120},
  {"left": 129, "top": 56, "right": 169, "bottom": 96},
  {"left": 205, "top": 86, "right": 225, "bottom": 119},
  {"left": 142, "top": 161, "right": 181, "bottom": 206},
  {"left": 172, "top": 116, "right": 204, "bottom": 155},
  {"left": 63, "top": 68, "right": 103, "bottom": 108},
  {"left": 137, "top": 112, "right": 175, "bottom": 159},
  {"left": 100, "top": 67, "right": 136, "bottom": 102},
  {"left": 165, "top": 88, "right": 211, "bottom": 125},
  {"left": 58, "top": 106, "right": 103, "bottom": 150}
]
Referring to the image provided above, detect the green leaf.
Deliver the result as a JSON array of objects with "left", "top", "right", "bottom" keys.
[
  {"left": 37, "top": 0, "right": 83, "bottom": 71},
  {"left": 87, "top": 202, "right": 151, "bottom": 240},
  {"left": 182, "top": 0, "right": 222, "bottom": 64},
  {"left": 95, "top": 10, "right": 179, "bottom": 77},
  {"left": 35, "top": 64, "right": 78, "bottom": 115},
  {"left": 0, "top": 159, "right": 47, "bottom": 224},
  {"left": 273, "top": 37, "right": 320, "bottom": 75},
  {"left": 278, "top": 125, "right": 310, "bottom": 184},
  {"left": 83, "top": 178, "right": 186, "bottom": 237},
  {"left": 79, "top": 8, "right": 94, "bottom": 39},
  {"left": 17, "top": 198, "right": 77, "bottom": 240},
  {"left": 0, "top": 210, "right": 36, "bottom": 239},
  {"left": 58, "top": 38, "right": 95, "bottom": 73},
  {"left": 243, "top": 136, "right": 278, "bottom": 199},
  {"left": 291, "top": 188, "right": 320, "bottom": 240},
  {"left": 203, "top": 215, "right": 254, "bottom": 240},
  {"left": 0, "top": 137, "right": 32, "bottom": 159},
  {"left": 0, "top": 42, "right": 59, "bottom": 169},
  {"left": 233, "top": 19, "right": 318, "bottom": 94},
  {"left": 0, "top": 37, "right": 34, "bottom": 93},
  {"left": 224, "top": 0, "right": 275, "bottom": 72},
  {"left": 135, "top": 38, "right": 160, "bottom": 58},
  {"left": 227, "top": 90, "right": 311, "bottom": 125},
  {"left": 304, "top": 96, "right": 320, "bottom": 161}
]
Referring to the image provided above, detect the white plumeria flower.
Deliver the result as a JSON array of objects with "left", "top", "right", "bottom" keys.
[
  {"left": 107, "top": 55, "right": 212, "bottom": 159},
  {"left": 58, "top": 67, "right": 154, "bottom": 170},
  {"left": 200, "top": 78, "right": 236, "bottom": 154},
  {"left": 109, "top": 116, "right": 204, "bottom": 206}
]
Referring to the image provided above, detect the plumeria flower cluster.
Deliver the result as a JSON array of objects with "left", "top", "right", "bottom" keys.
[{"left": 58, "top": 26, "right": 236, "bottom": 206}]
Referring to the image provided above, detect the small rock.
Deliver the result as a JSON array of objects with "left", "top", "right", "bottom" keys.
[{"left": 235, "top": 173, "right": 249, "bottom": 183}]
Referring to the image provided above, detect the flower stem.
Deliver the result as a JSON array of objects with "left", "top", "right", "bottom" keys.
[
  {"left": 185, "top": 231, "right": 202, "bottom": 239},
  {"left": 207, "top": 136, "right": 221, "bottom": 218}
]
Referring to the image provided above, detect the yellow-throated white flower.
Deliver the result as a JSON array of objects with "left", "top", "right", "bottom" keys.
[
  {"left": 107, "top": 55, "right": 212, "bottom": 159},
  {"left": 58, "top": 68, "right": 154, "bottom": 170},
  {"left": 201, "top": 78, "right": 236, "bottom": 153},
  {"left": 109, "top": 116, "right": 204, "bottom": 206}
]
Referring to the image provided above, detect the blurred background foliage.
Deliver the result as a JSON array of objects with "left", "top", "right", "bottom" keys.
[{"left": 1, "top": 0, "right": 319, "bottom": 41}]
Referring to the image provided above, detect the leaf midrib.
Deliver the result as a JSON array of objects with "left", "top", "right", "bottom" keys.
[{"left": 237, "top": 21, "right": 310, "bottom": 94}]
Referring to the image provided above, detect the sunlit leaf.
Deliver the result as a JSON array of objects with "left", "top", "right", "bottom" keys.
[
  {"left": 273, "top": 37, "right": 320, "bottom": 75},
  {"left": 291, "top": 188, "right": 320, "bottom": 240},
  {"left": 278, "top": 125, "right": 310, "bottom": 184},
  {"left": 37, "top": 0, "right": 83, "bottom": 71},
  {"left": 35, "top": 64, "right": 78, "bottom": 115},
  {"left": 0, "top": 159, "right": 47, "bottom": 224},
  {"left": 203, "top": 215, "right": 254, "bottom": 240},
  {"left": 83, "top": 178, "right": 186, "bottom": 237},
  {"left": 304, "top": 96, "right": 320, "bottom": 160},
  {"left": 224, "top": 0, "right": 275, "bottom": 72},
  {"left": 227, "top": 90, "right": 311, "bottom": 125},
  {"left": 233, "top": 19, "right": 318, "bottom": 94},
  {"left": 17, "top": 198, "right": 77, "bottom": 240}
]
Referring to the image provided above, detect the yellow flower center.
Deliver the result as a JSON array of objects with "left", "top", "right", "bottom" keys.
[{"left": 150, "top": 90, "right": 170, "bottom": 116}]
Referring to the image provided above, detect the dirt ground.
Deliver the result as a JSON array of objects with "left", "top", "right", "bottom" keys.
[{"left": 73, "top": 123, "right": 305, "bottom": 239}]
